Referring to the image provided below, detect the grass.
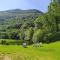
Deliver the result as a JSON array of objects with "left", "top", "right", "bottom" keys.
[{"left": 0, "top": 41, "right": 60, "bottom": 60}]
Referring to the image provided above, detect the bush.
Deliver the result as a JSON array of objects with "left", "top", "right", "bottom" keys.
[
  {"left": 44, "top": 32, "right": 60, "bottom": 43},
  {"left": 1, "top": 40, "right": 6, "bottom": 45},
  {"left": 0, "top": 39, "right": 30, "bottom": 45}
]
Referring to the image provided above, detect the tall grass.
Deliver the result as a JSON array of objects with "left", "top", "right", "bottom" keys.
[{"left": 0, "top": 40, "right": 60, "bottom": 60}]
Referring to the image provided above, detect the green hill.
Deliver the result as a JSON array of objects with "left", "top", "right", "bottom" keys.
[
  {"left": 0, "top": 9, "right": 43, "bottom": 30},
  {"left": 0, "top": 9, "right": 43, "bottom": 24}
]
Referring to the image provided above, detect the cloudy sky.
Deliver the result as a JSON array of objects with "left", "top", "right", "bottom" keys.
[{"left": 0, "top": 0, "right": 51, "bottom": 12}]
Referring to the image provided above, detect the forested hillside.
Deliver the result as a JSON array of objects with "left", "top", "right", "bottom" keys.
[
  {"left": 0, "top": 0, "right": 60, "bottom": 45},
  {"left": 0, "top": 9, "right": 43, "bottom": 30},
  {"left": 0, "top": 9, "right": 42, "bottom": 24}
]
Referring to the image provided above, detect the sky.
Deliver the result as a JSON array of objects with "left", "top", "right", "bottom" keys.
[{"left": 0, "top": 0, "right": 51, "bottom": 12}]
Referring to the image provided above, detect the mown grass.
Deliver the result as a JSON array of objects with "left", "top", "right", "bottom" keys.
[{"left": 0, "top": 41, "right": 60, "bottom": 60}]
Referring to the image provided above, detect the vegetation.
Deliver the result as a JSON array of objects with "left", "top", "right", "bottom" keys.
[
  {"left": 0, "top": 0, "right": 60, "bottom": 60},
  {"left": 0, "top": 0, "right": 60, "bottom": 45},
  {"left": 0, "top": 41, "right": 60, "bottom": 60}
]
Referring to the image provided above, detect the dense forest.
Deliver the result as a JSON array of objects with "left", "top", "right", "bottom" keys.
[{"left": 0, "top": 0, "right": 60, "bottom": 45}]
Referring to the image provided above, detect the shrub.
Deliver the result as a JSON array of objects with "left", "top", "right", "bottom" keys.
[
  {"left": 1, "top": 40, "right": 6, "bottom": 45},
  {"left": 44, "top": 32, "right": 60, "bottom": 43}
]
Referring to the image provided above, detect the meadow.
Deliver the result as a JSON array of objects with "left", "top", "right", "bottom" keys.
[{"left": 0, "top": 41, "right": 60, "bottom": 60}]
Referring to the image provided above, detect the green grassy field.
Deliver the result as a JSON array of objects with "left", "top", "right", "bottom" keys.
[{"left": 0, "top": 41, "right": 60, "bottom": 60}]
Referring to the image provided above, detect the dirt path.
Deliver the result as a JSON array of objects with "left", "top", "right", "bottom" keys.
[{"left": 0, "top": 54, "right": 11, "bottom": 60}]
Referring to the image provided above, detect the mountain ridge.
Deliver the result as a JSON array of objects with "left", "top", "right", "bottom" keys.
[{"left": 0, "top": 9, "right": 43, "bottom": 24}]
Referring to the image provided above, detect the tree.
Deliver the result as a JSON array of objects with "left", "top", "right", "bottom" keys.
[
  {"left": 24, "top": 28, "right": 34, "bottom": 44},
  {"left": 10, "top": 32, "right": 20, "bottom": 40},
  {"left": 32, "top": 29, "right": 44, "bottom": 43},
  {"left": 0, "top": 32, "right": 9, "bottom": 39},
  {"left": 48, "top": 0, "right": 60, "bottom": 32}
]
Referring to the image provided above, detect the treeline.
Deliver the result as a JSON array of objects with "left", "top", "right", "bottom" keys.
[{"left": 0, "top": 0, "right": 60, "bottom": 44}]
